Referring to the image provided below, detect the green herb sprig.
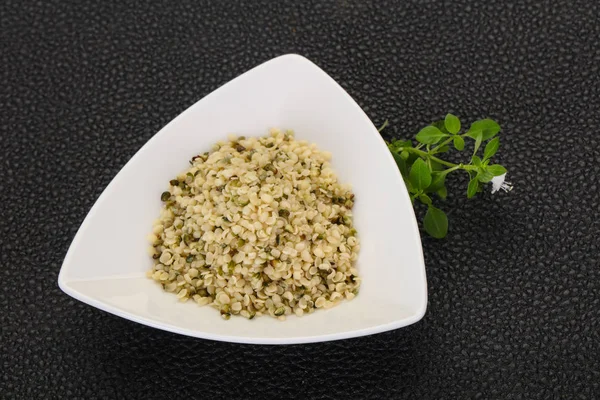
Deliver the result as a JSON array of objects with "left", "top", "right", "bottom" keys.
[{"left": 383, "top": 114, "right": 511, "bottom": 239}]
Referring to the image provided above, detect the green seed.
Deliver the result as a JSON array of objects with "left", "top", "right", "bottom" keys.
[
  {"left": 262, "top": 273, "right": 272, "bottom": 284},
  {"left": 161, "top": 191, "right": 171, "bottom": 201},
  {"left": 329, "top": 216, "right": 342, "bottom": 225},
  {"left": 274, "top": 307, "right": 285, "bottom": 316},
  {"left": 264, "top": 163, "right": 277, "bottom": 174},
  {"left": 169, "top": 179, "right": 179, "bottom": 186},
  {"left": 233, "top": 196, "right": 249, "bottom": 206},
  {"left": 186, "top": 255, "right": 194, "bottom": 263},
  {"left": 235, "top": 144, "right": 246, "bottom": 152},
  {"left": 278, "top": 209, "right": 290, "bottom": 218}
]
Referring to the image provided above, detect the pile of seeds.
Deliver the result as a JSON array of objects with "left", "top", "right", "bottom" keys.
[{"left": 147, "top": 129, "right": 360, "bottom": 320}]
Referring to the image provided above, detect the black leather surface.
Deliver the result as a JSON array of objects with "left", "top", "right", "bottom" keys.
[{"left": 2, "top": 0, "right": 600, "bottom": 398}]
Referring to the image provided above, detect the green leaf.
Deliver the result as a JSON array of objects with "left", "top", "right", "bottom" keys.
[
  {"left": 378, "top": 120, "right": 389, "bottom": 132},
  {"left": 467, "top": 119, "right": 500, "bottom": 140},
  {"left": 388, "top": 139, "right": 412, "bottom": 152},
  {"left": 419, "top": 194, "right": 432, "bottom": 205},
  {"left": 429, "top": 159, "right": 444, "bottom": 171},
  {"left": 487, "top": 164, "right": 507, "bottom": 176},
  {"left": 416, "top": 126, "right": 448, "bottom": 144},
  {"left": 436, "top": 144, "right": 450, "bottom": 153},
  {"left": 472, "top": 131, "right": 483, "bottom": 155},
  {"left": 432, "top": 120, "right": 450, "bottom": 134},
  {"left": 409, "top": 158, "right": 432, "bottom": 191},
  {"left": 465, "top": 128, "right": 481, "bottom": 140},
  {"left": 471, "top": 155, "right": 482, "bottom": 167},
  {"left": 423, "top": 205, "right": 448, "bottom": 239},
  {"left": 391, "top": 151, "right": 408, "bottom": 178},
  {"left": 405, "top": 154, "right": 420, "bottom": 170},
  {"left": 453, "top": 136, "right": 465, "bottom": 151},
  {"left": 483, "top": 137, "right": 500, "bottom": 160},
  {"left": 392, "top": 139, "right": 412, "bottom": 147},
  {"left": 477, "top": 170, "right": 494, "bottom": 183},
  {"left": 444, "top": 113, "right": 461, "bottom": 134},
  {"left": 437, "top": 186, "right": 447, "bottom": 199},
  {"left": 428, "top": 173, "right": 446, "bottom": 192},
  {"left": 467, "top": 178, "right": 479, "bottom": 198}
]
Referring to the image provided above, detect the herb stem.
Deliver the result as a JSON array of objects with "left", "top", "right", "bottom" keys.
[
  {"left": 406, "top": 148, "right": 456, "bottom": 168},
  {"left": 430, "top": 136, "right": 454, "bottom": 154},
  {"left": 406, "top": 147, "right": 477, "bottom": 171}
]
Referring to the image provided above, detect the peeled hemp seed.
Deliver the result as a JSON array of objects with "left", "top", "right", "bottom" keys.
[{"left": 147, "top": 129, "right": 361, "bottom": 320}]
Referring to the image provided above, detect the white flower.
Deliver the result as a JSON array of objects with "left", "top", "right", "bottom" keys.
[{"left": 491, "top": 173, "right": 513, "bottom": 194}]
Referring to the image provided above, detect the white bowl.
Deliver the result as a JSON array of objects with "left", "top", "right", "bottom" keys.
[{"left": 58, "top": 54, "right": 427, "bottom": 344}]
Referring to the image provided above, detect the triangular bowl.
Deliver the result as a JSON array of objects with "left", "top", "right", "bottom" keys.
[{"left": 58, "top": 54, "right": 427, "bottom": 344}]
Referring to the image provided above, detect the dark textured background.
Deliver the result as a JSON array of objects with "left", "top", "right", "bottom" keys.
[{"left": 2, "top": 0, "right": 600, "bottom": 398}]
